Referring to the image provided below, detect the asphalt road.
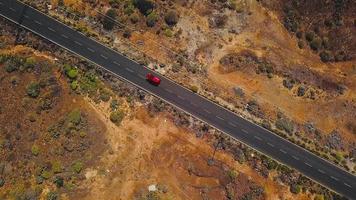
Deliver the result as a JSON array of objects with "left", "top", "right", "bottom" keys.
[{"left": 1, "top": 0, "right": 355, "bottom": 198}]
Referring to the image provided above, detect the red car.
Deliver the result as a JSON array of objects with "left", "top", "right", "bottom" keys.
[{"left": 146, "top": 73, "right": 161, "bottom": 86}]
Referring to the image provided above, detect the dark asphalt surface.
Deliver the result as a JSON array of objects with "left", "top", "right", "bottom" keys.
[{"left": 1, "top": 0, "right": 355, "bottom": 198}]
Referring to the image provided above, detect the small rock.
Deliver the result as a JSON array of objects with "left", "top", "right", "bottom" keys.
[{"left": 148, "top": 184, "right": 157, "bottom": 192}]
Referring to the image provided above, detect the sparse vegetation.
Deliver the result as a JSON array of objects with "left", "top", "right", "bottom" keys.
[
  {"left": 110, "top": 109, "right": 125, "bottom": 125},
  {"left": 72, "top": 161, "right": 84, "bottom": 174},
  {"left": 146, "top": 11, "right": 158, "bottom": 27},
  {"left": 26, "top": 82, "right": 40, "bottom": 98},
  {"left": 164, "top": 10, "right": 178, "bottom": 26},
  {"left": 103, "top": 8, "right": 117, "bottom": 30}
]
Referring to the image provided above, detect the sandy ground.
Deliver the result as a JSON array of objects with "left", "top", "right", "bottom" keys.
[{"left": 66, "top": 98, "right": 309, "bottom": 200}]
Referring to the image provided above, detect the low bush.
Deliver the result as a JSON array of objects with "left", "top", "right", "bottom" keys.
[
  {"left": 46, "top": 191, "right": 58, "bottom": 200},
  {"left": 305, "top": 31, "right": 315, "bottom": 42},
  {"left": 190, "top": 85, "right": 198, "bottom": 93},
  {"left": 110, "top": 99, "right": 120, "bottom": 111},
  {"left": 31, "top": 144, "right": 40, "bottom": 156},
  {"left": 146, "top": 11, "right": 158, "bottom": 27},
  {"left": 319, "top": 51, "right": 333, "bottom": 62},
  {"left": 164, "top": 10, "right": 179, "bottom": 26},
  {"left": 26, "top": 82, "right": 40, "bottom": 98},
  {"left": 164, "top": 28, "right": 173, "bottom": 37},
  {"left": 103, "top": 9, "right": 117, "bottom": 30},
  {"left": 67, "top": 109, "right": 81, "bottom": 125},
  {"left": 72, "top": 161, "right": 83, "bottom": 174},
  {"left": 310, "top": 37, "right": 322, "bottom": 51},
  {"left": 275, "top": 118, "right": 294, "bottom": 134},
  {"left": 67, "top": 68, "right": 78, "bottom": 79},
  {"left": 99, "top": 88, "right": 111, "bottom": 102},
  {"left": 110, "top": 110, "right": 125, "bottom": 125},
  {"left": 52, "top": 161, "right": 62, "bottom": 174},
  {"left": 290, "top": 184, "right": 302, "bottom": 194},
  {"left": 70, "top": 80, "right": 79, "bottom": 90},
  {"left": 132, "top": 0, "right": 154, "bottom": 15}
]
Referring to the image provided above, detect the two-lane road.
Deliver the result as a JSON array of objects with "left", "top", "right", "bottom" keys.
[{"left": 0, "top": 0, "right": 355, "bottom": 198}]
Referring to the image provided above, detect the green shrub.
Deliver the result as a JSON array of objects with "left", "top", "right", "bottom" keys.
[
  {"left": 164, "top": 28, "right": 173, "bottom": 37},
  {"left": 70, "top": 80, "right": 79, "bottom": 90},
  {"left": 79, "top": 131, "right": 87, "bottom": 138},
  {"left": 110, "top": 99, "right": 120, "bottom": 111},
  {"left": 314, "top": 194, "right": 324, "bottom": 200},
  {"left": 146, "top": 11, "right": 158, "bottom": 27},
  {"left": 319, "top": 51, "right": 333, "bottom": 62},
  {"left": 310, "top": 37, "right": 322, "bottom": 51},
  {"left": 298, "top": 40, "right": 304, "bottom": 49},
  {"left": 67, "top": 68, "right": 78, "bottom": 79},
  {"left": 130, "top": 13, "right": 139, "bottom": 23},
  {"left": 290, "top": 184, "right": 302, "bottom": 194},
  {"left": 46, "top": 191, "right": 58, "bottom": 200},
  {"left": 41, "top": 170, "right": 52, "bottom": 180},
  {"left": 110, "top": 110, "right": 125, "bottom": 125},
  {"left": 227, "top": 170, "right": 238, "bottom": 180},
  {"left": 72, "top": 161, "right": 83, "bottom": 174},
  {"left": 27, "top": 82, "right": 40, "bottom": 98},
  {"left": 52, "top": 161, "right": 62, "bottom": 174},
  {"left": 275, "top": 118, "right": 294, "bottom": 134},
  {"left": 132, "top": 0, "right": 154, "bottom": 15},
  {"left": 67, "top": 109, "right": 81, "bottom": 125},
  {"left": 99, "top": 89, "right": 111, "bottom": 102},
  {"left": 305, "top": 31, "right": 315, "bottom": 42},
  {"left": 103, "top": 9, "right": 117, "bottom": 30},
  {"left": 190, "top": 85, "right": 198, "bottom": 93},
  {"left": 124, "top": 2, "right": 135, "bottom": 15},
  {"left": 164, "top": 10, "right": 178, "bottom": 26},
  {"left": 335, "top": 152, "right": 344, "bottom": 162},
  {"left": 54, "top": 176, "right": 64, "bottom": 188},
  {"left": 79, "top": 71, "right": 99, "bottom": 94},
  {"left": 31, "top": 144, "right": 40, "bottom": 156}
]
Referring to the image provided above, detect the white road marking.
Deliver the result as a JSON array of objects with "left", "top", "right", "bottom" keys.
[
  {"left": 254, "top": 136, "right": 262, "bottom": 141},
  {"left": 228, "top": 122, "right": 237, "bottom": 127},
  {"left": 190, "top": 102, "right": 198, "bottom": 106},
  {"left": 10, "top": 7, "right": 16, "bottom": 12},
  {"left": 318, "top": 169, "right": 325, "bottom": 174},
  {"left": 138, "top": 74, "right": 146, "bottom": 79},
  {"left": 74, "top": 41, "right": 82, "bottom": 46},
  {"left": 23, "top": 15, "right": 29, "bottom": 19},
  {"left": 125, "top": 68, "right": 134, "bottom": 73},
  {"left": 241, "top": 129, "right": 248, "bottom": 134},
  {"left": 100, "top": 54, "right": 108, "bottom": 59},
  {"left": 177, "top": 95, "right": 185, "bottom": 100},
  {"left": 203, "top": 109, "right": 211, "bottom": 114},
  {"left": 305, "top": 162, "right": 312, "bottom": 167},
  {"left": 61, "top": 34, "right": 69, "bottom": 39},
  {"left": 280, "top": 149, "right": 287, "bottom": 154},
  {"left": 292, "top": 156, "right": 300, "bottom": 160},
  {"left": 344, "top": 183, "right": 352, "bottom": 188},
  {"left": 330, "top": 176, "right": 339, "bottom": 181},
  {"left": 47, "top": 27, "right": 55, "bottom": 32},
  {"left": 34, "top": 20, "right": 42, "bottom": 25},
  {"left": 164, "top": 88, "right": 173, "bottom": 93},
  {"left": 113, "top": 61, "right": 120, "bottom": 66},
  {"left": 267, "top": 142, "right": 274, "bottom": 147},
  {"left": 216, "top": 116, "right": 224, "bottom": 121}
]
